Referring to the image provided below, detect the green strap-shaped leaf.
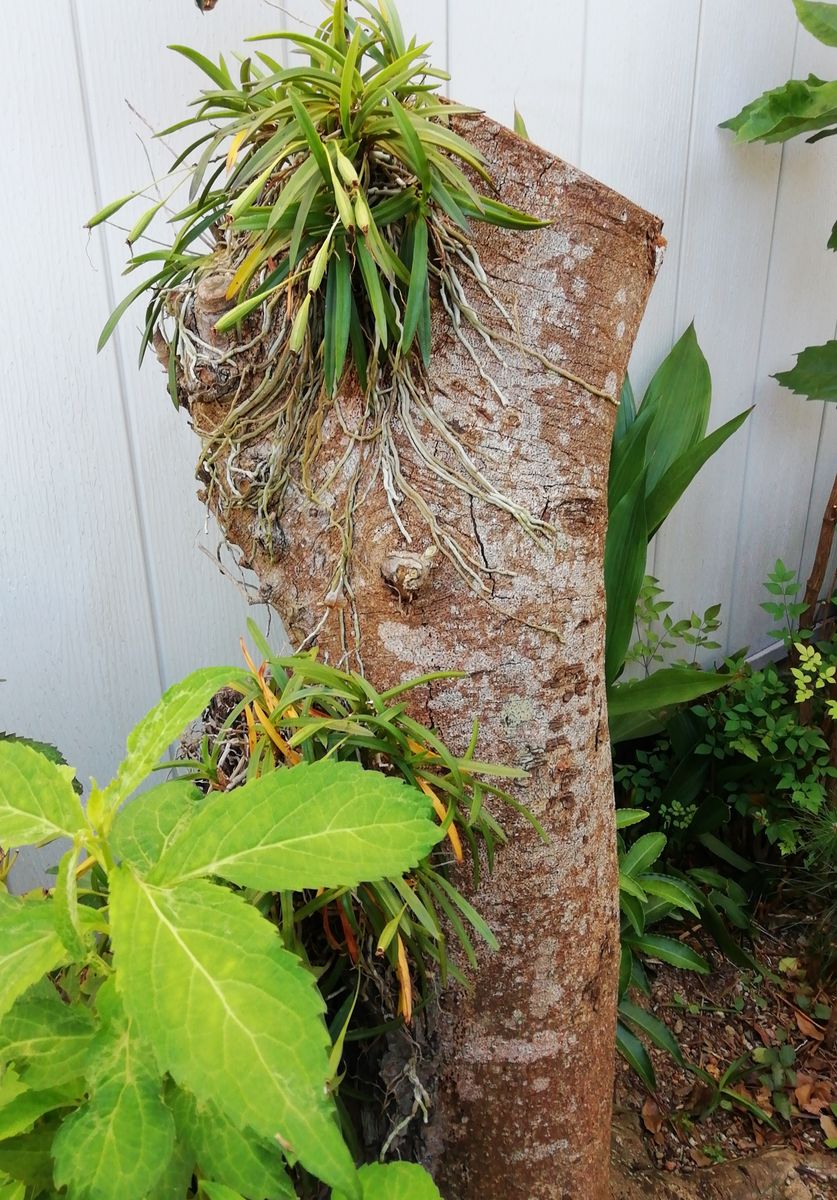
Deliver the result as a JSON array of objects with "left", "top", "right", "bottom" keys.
[
  {"left": 794, "top": 0, "right": 837, "bottom": 46},
  {"left": 774, "top": 340, "right": 837, "bottom": 401},
  {"left": 619, "top": 998, "right": 685, "bottom": 1067},
  {"left": 110, "top": 781, "right": 204, "bottom": 873},
  {"left": 0, "top": 897, "right": 69, "bottom": 1021},
  {"left": 170, "top": 1088, "right": 294, "bottom": 1200},
  {"left": 636, "top": 873, "right": 700, "bottom": 917},
  {"left": 0, "top": 990, "right": 98, "bottom": 1090},
  {"left": 334, "top": 1161, "right": 442, "bottom": 1200},
  {"left": 150, "top": 759, "right": 439, "bottom": 890},
  {"left": 604, "top": 472, "right": 647, "bottom": 687},
  {"left": 102, "top": 668, "right": 251, "bottom": 811},
  {"left": 615, "top": 1021, "right": 656, "bottom": 1091},
  {"left": 109, "top": 870, "right": 358, "bottom": 1199},
  {"left": 607, "top": 667, "right": 730, "bottom": 719},
  {"left": 52, "top": 1011, "right": 175, "bottom": 1200},
  {"left": 624, "top": 933, "right": 710, "bottom": 974},
  {"left": 0, "top": 741, "right": 85, "bottom": 848}
]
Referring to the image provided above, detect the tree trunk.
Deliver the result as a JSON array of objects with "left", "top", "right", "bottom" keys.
[{"left": 186, "top": 116, "right": 662, "bottom": 1199}]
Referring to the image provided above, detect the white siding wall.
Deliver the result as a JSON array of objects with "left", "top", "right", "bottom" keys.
[{"left": 2, "top": 1, "right": 835, "bottom": 878}]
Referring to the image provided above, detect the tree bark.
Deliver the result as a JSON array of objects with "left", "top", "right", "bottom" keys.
[{"left": 186, "top": 116, "right": 662, "bottom": 1199}]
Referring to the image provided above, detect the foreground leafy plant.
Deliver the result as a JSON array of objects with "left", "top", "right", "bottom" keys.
[
  {"left": 605, "top": 326, "right": 750, "bottom": 741},
  {"left": 0, "top": 665, "right": 449, "bottom": 1199}
]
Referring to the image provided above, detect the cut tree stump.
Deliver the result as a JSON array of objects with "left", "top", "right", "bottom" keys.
[{"left": 185, "top": 115, "right": 663, "bottom": 1199}]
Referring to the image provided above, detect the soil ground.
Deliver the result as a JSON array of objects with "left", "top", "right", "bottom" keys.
[{"left": 610, "top": 901, "right": 836, "bottom": 1197}]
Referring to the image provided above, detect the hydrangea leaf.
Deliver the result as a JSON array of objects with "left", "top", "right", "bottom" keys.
[
  {"left": 103, "top": 667, "right": 251, "bottom": 809},
  {"left": 110, "top": 780, "right": 204, "bottom": 872},
  {"left": 150, "top": 759, "right": 440, "bottom": 890},
  {"left": 333, "top": 1162, "right": 443, "bottom": 1200},
  {"left": 0, "top": 989, "right": 98, "bottom": 1090},
  {"left": 170, "top": 1088, "right": 294, "bottom": 1200},
  {"left": 51, "top": 1007, "right": 175, "bottom": 1200},
  {"left": 0, "top": 740, "right": 85, "bottom": 848},
  {"left": 108, "top": 869, "right": 359, "bottom": 1199},
  {"left": 0, "top": 897, "right": 69, "bottom": 1022},
  {"left": 774, "top": 340, "right": 837, "bottom": 402}
]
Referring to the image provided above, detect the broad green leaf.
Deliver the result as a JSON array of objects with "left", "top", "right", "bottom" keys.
[
  {"left": 615, "top": 1021, "right": 655, "bottom": 1090},
  {"left": 53, "top": 846, "right": 89, "bottom": 960},
  {"left": 618, "top": 1000, "right": 685, "bottom": 1067},
  {"left": 604, "top": 473, "right": 647, "bottom": 686},
  {"left": 621, "top": 832, "right": 666, "bottom": 877},
  {"left": 0, "top": 741, "right": 85, "bottom": 848},
  {"left": 720, "top": 74, "right": 837, "bottom": 143},
  {"left": 626, "top": 933, "right": 710, "bottom": 974},
  {"left": 109, "top": 870, "right": 358, "bottom": 1198},
  {"left": 0, "top": 734, "right": 81, "bottom": 795},
  {"left": 170, "top": 1088, "right": 294, "bottom": 1200},
  {"left": 607, "top": 667, "right": 729, "bottom": 719},
  {"left": 618, "top": 872, "right": 648, "bottom": 902},
  {"left": 794, "top": 0, "right": 837, "bottom": 46},
  {"left": 0, "top": 990, "right": 98, "bottom": 1090},
  {"left": 0, "top": 1176, "right": 24, "bottom": 1200},
  {"left": 333, "top": 1161, "right": 442, "bottom": 1200},
  {"left": 146, "top": 1137, "right": 194, "bottom": 1200},
  {"left": 0, "top": 1081, "right": 80, "bottom": 1140},
  {"left": 636, "top": 873, "right": 700, "bottom": 917},
  {"left": 645, "top": 406, "right": 751, "bottom": 537},
  {"left": 52, "top": 1004, "right": 175, "bottom": 1200},
  {"left": 103, "top": 667, "right": 251, "bottom": 811},
  {"left": 151, "top": 759, "right": 439, "bottom": 890},
  {"left": 0, "top": 897, "right": 69, "bottom": 1021},
  {"left": 608, "top": 403, "right": 653, "bottom": 515},
  {"left": 201, "top": 1185, "right": 244, "bottom": 1200},
  {"left": 774, "top": 340, "right": 837, "bottom": 401},
  {"left": 641, "top": 324, "right": 711, "bottom": 490},
  {"left": 608, "top": 709, "right": 665, "bottom": 745},
  {"left": 111, "top": 781, "right": 203, "bottom": 873},
  {"left": 0, "top": 1121, "right": 57, "bottom": 1189},
  {"left": 613, "top": 374, "right": 636, "bottom": 445}
]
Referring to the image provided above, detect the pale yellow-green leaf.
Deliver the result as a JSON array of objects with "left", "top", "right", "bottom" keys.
[
  {"left": 150, "top": 759, "right": 440, "bottom": 890},
  {"left": 109, "top": 870, "right": 359, "bottom": 1198},
  {"left": 103, "top": 667, "right": 251, "bottom": 811},
  {"left": 110, "top": 781, "right": 203, "bottom": 873},
  {"left": 0, "top": 741, "right": 85, "bottom": 848},
  {"left": 52, "top": 1008, "right": 175, "bottom": 1200},
  {"left": 0, "top": 988, "right": 98, "bottom": 1090},
  {"left": 333, "top": 1161, "right": 443, "bottom": 1200},
  {"left": 0, "top": 897, "right": 69, "bottom": 1021}
]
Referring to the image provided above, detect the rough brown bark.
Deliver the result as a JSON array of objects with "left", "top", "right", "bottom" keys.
[
  {"left": 800, "top": 468, "right": 837, "bottom": 635},
  {"left": 186, "top": 116, "right": 662, "bottom": 1199}
]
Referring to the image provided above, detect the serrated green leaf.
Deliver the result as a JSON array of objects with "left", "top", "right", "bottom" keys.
[
  {"left": 627, "top": 933, "right": 710, "bottom": 974},
  {"left": 52, "top": 1010, "right": 175, "bottom": 1200},
  {"left": 794, "top": 0, "right": 837, "bottom": 45},
  {"left": 103, "top": 667, "right": 251, "bottom": 811},
  {"left": 0, "top": 1080, "right": 80, "bottom": 1140},
  {"left": 615, "top": 1021, "right": 655, "bottom": 1090},
  {"left": 109, "top": 870, "right": 358, "bottom": 1198},
  {"left": 111, "top": 781, "right": 203, "bottom": 873},
  {"left": 618, "top": 999, "right": 685, "bottom": 1067},
  {"left": 774, "top": 340, "right": 837, "bottom": 401},
  {"left": 0, "top": 734, "right": 81, "bottom": 795},
  {"left": 636, "top": 873, "right": 700, "bottom": 917},
  {"left": 150, "top": 759, "right": 439, "bottom": 890},
  {"left": 0, "top": 741, "right": 85, "bottom": 848},
  {"left": 615, "top": 809, "right": 649, "bottom": 829},
  {"left": 0, "top": 897, "right": 69, "bottom": 1021},
  {"left": 170, "top": 1088, "right": 294, "bottom": 1200},
  {"left": 621, "top": 832, "right": 666, "bottom": 877},
  {"left": 333, "top": 1161, "right": 442, "bottom": 1200},
  {"left": 0, "top": 990, "right": 98, "bottom": 1091},
  {"left": 720, "top": 74, "right": 837, "bottom": 143}
]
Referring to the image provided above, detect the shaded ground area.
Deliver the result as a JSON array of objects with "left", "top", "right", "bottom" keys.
[{"left": 611, "top": 903, "right": 836, "bottom": 1197}]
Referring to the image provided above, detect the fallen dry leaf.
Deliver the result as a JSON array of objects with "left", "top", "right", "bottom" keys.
[
  {"left": 820, "top": 1114, "right": 837, "bottom": 1141},
  {"left": 795, "top": 1010, "right": 825, "bottom": 1040},
  {"left": 689, "top": 1148, "right": 712, "bottom": 1168},
  {"left": 642, "top": 1097, "right": 663, "bottom": 1134}
]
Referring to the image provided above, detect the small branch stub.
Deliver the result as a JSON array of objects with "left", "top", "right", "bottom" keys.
[{"left": 381, "top": 547, "right": 437, "bottom": 602}]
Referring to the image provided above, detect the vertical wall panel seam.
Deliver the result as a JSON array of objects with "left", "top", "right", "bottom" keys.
[
  {"left": 726, "top": 19, "right": 800, "bottom": 644},
  {"left": 444, "top": 0, "right": 450, "bottom": 92},
  {"left": 68, "top": 0, "right": 167, "bottom": 694},
  {"left": 576, "top": 0, "right": 590, "bottom": 166}
]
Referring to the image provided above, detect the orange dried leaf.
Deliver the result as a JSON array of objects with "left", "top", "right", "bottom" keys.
[{"left": 795, "top": 1011, "right": 825, "bottom": 1041}]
